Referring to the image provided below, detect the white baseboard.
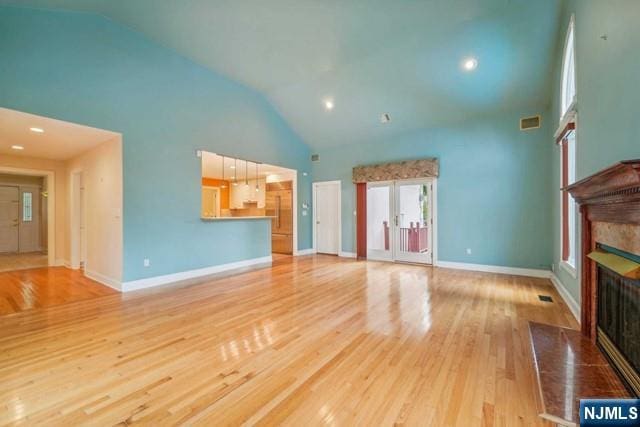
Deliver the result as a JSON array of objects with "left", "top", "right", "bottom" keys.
[
  {"left": 55, "top": 259, "right": 69, "bottom": 267},
  {"left": 85, "top": 269, "right": 122, "bottom": 291},
  {"left": 120, "top": 255, "right": 273, "bottom": 293},
  {"left": 294, "top": 248, "right": 316, "bottom": 256},
  {"left": 435, "top": 260, "right": 552, "bottom": 279},
  {"left": 550, "top": 273, "right": 581, "bottom": 324},
  {"left": 339, "top": 251, "right": 357, "bottom": 258}
]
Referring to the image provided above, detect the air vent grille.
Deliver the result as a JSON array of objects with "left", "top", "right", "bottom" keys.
[
  {"left": 520, "top": 115, "right": 541, "bottom": 131},
  {"left": 311, "top": 154, "right": 319, "bottom": 161}
]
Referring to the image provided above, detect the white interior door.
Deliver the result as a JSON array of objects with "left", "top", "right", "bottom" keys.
[
  {"left": 393, "top": 179, "right": 433, "bottom": 264},
  {"left": 367, "top": 182, "right": 393, "bottom": 261},
  {"left": 0, "top": 186, "right": 20, "bottom": 253},
  {"left": 314, "top": 182, "right": 340, "bottom": 255}
]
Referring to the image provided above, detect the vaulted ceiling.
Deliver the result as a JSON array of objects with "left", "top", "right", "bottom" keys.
[{"left": 1, "top": 0, "right": 562, "bottom": 150}]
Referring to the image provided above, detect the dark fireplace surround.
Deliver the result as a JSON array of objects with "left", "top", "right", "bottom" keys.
[{"left": 565, "top": 160, "right": 640, "bottom": 396}]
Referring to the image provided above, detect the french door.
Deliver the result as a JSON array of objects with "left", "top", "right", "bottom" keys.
[{"left": 366, "top": 179, "right": 433, "bottom": 264}]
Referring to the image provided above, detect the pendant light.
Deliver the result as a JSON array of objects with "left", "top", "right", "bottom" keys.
[
  {"left": 220, "top": 156, "right": 227, "bottom": 188},
  {"left": 233, "top": 158, "right": 238, "bottom": 186},
  {"left": 255, "top": 163, "right": 260, "bottom": 192}
]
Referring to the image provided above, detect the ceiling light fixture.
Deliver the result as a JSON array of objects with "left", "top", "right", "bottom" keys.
[
  {"left": 29, "top": 127, "right": 44, "bottom": 133},
  {"left": 324, "top": 99, "right": 334, "bottom": 110},
  {"left": 11, "top": 145, "right": 24, "bottom": 150},
  {"left": 462, "top": 57, "right": 478, "bottom": 71}
]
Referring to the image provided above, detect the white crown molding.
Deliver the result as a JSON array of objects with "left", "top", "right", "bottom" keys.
[
  {"left": 550, "top": 273, "right": 581, "bottom": 324},
  {"left": 435, "top": 260, "right": 552, "bottom": 279},
  {"left": 121, "top": 256, "right": 272, "bottom": 293}
]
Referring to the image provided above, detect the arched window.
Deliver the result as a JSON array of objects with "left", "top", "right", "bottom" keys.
[
  {"left": 560, "top": 16, "right": 576, "bottom": 118},
  {"left": 557, "top": 15, "right": 577, "bottom": 275}
]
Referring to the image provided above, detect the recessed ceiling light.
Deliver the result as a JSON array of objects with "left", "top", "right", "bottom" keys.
[
  {"left": 30, "top": 127, "right": 44, "bottom": 133},
  {"left": 324, "top": 99, "right": 334, "bottom": 110},
  {"left": 11, "top": 145, "right": 24, "bottom": 150},
  {"left": 462, "top": 57, "right": 478, "bottom": 71}
]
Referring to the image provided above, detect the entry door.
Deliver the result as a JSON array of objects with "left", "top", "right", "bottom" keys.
[
  {"left": 0, "top": 186, "right": 20, "bottom": 253},
  {"left": 393, "top": 179, "right": 433, "bottom": 264},
  {"left": 367, "top": 182, "right": 393, "bottom": 261},
  {"left": 19, "top": 186, "right": 41, "bottom": 253},
  {"left": 314, "top": 182, "right": 339, "bottom": 255}
]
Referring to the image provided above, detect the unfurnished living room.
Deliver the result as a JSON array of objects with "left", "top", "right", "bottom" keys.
[{"left": 0, "top": 1, "right": 638, "bottom": 426}]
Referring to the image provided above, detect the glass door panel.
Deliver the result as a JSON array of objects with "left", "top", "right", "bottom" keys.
[
  {"left": 367, "top": 182, "right": 393, "bottom": 261},
  {"left": 394, "top": 179, "right": 432, "bottom": 264}
]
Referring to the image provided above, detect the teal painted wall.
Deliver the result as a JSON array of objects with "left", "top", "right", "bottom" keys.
[
  {"left": 312, "top": 110, "right": 554, "bottom": 269},
  {"left": 0, "top": 6, "right": 313, "bottom": 281},
  {"left": 550, "top": 0, "right": 640, "bottom": 304}
]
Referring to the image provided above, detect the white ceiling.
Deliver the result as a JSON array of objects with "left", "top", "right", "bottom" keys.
[
  {"left": 0, "top": 107, "right": 119, "bottom": 160},
  {"left": 201, "top": 151, "right": 295, "bottom": 181}
]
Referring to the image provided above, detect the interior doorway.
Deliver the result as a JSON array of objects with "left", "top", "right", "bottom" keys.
[
  {"left": 367, "top": 178, "right": 435, "bottom": 264},
  {"left": 0, "top": 169, "right": 54, "bottom": 272}
]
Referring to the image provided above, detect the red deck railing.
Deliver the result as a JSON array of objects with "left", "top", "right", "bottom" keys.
[{"left": 383, "top": 221, "right": 428, "bottom": 253}]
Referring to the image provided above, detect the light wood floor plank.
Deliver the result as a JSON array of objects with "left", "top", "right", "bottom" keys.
[{"left": 0, "top": 255, "right": 575, "bottom": 426}]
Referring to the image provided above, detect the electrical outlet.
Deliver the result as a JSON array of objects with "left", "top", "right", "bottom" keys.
[
  {"left": 466, "top": 248, "right": 472, "bottom": 255},
  {"left": 143, "top": 258, "right": 150, "bottom": 267}
]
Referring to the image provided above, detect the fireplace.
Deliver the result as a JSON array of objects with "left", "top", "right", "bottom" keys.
[
  {"left": 594, "top": 246, "right": 640, "bottom": 396},
  {"left": 565, "top": 160, "right": 640, "bottom": 396}
]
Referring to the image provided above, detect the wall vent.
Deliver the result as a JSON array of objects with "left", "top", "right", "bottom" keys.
[
  {"left": 520, "top": 115, "right": 541, "bottom": 131},
  {"left": 311, "top": 154, "right": 319, "bottom": 161}
]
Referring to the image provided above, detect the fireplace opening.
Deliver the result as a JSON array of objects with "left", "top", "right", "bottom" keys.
[{"left": 595, "top": 244, "right": 640, "bottom": 397}]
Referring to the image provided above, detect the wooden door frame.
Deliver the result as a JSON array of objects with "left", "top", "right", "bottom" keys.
[
  {"left": 0, "top": 166, "right": 55, "bottom": 266},
  {"left": 312, "top": 180, "right": 341, "bottom": 255}
]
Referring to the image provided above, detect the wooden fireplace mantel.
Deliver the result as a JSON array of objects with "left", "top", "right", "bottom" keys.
[{"left": 565, "top": 159, "right": 640, "bottom": 339}]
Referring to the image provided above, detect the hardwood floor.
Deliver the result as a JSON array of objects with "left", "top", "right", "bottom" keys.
[
  {"left": 0, "top": 252, "right": 48, "bottom": 273},
  {"left": 0, "top": 255, "right": 577, "bottom": 426},
  {"left": 0, "top": 267, "right": 116, "bottom": 315}
]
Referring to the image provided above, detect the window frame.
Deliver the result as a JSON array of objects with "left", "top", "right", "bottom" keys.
[{"left": 557, "top": 14, "right": 578, "bottom": 278}]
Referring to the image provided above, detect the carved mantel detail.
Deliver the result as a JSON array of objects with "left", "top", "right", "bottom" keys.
[{"left": 565, "top": 160, "right": 640, "bottom": 340}]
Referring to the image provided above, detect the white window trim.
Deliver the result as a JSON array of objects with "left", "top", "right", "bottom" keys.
[
  {"left": 560, "top": 14, "right": 577, "bottom": 120},
  {"left": 560, "top": 259, "right": 577, "bottom": 278},
  {"left": 558, "top": 14, "right": 579, "bottom": 276}
]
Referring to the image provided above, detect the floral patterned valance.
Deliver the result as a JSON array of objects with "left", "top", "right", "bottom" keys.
[{"left": 352, "top": 158, "right": 439, "bottom": 183}]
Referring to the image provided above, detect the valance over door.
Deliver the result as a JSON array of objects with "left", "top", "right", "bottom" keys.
[{"left": 352, "top": 158, "right": 439, "bottom": 184}]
